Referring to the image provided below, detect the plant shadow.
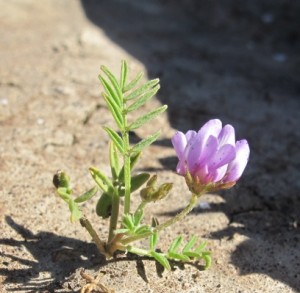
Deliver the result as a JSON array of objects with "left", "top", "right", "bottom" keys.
[
  {"left": 78, "top": 1, "right": 300, "bottom": 290},
  {"left": 158, "top": 182, "right": 300, "bottom": 291},
  {"left": 0, "top": 216, "right": 102, "bottom": 292},
  {"left": 0, "top": 216, "right": 205, "bottom": 292}
]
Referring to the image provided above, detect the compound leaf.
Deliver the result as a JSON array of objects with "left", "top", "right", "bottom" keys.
[
  {"left": 168, "top": 236, "right": 183, "bottom": 253},
  {"left": 130, "top": 131, "right": 161, "bottom": 154},
  {"left": 126, "top": 84, "right": 160, "bottom": 112},
  {"left": 75, "top": 186, "right": 98, "bottom": 203},
  {"left": 103, "top": 126, "right": 124, "bottom": 154},
  {"left": 125, "top": 78, "right": 159, "bottom": 101},
  {"left": 123, "top": 71, "right": 144, "bottom": 93},
  {"left": 120, "top": 60, "right": 128, "bottom": 89},
  {"left": 151, "top": 251, "right": 171, "bottom": 271},
  {"left": 183, "top": 235, "right": 198, "bottom": 253},
  {"left": 129, "top": 105, "right": 167, "bottom": 130},
  {"left": 101, "top": 65, "right": 122, "bottom": 105},
  {"left": 103, "top": 93, "right": 123, "bottom": 129}
]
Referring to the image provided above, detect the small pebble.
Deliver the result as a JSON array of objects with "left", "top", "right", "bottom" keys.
[
  {"left": 37, "top": 118, "right": 44, "bottom": 125},
  {"left": 198, "top": 201, "right": 211, "bottom": 210},
  {"left": 0, "top": 98, "right": 8, "bottom": 106}
]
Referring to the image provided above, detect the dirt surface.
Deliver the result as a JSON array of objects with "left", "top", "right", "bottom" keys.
[{"left": 1, "top": 1, "right": 300, "bottom": 292}]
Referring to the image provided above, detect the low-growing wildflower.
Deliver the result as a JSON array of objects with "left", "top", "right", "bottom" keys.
[{"left": 172, "top": 119, "right": 250, "bottom": 194}]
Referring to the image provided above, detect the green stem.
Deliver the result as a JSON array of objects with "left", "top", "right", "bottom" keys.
[
  {"left": 123, "top": 129, "right": 131, "bottom": 214},
  {"left": 127, "top": 245, "right": 150, "bottom": 256},
  {"left": 122, "top": 193, "right": 199, "bottom": 245},
  {"left": 108, "top": 192, "right": 120, "bottom": 243},
  {"left": 80, "top": 216, "right": 110, "bottom": 257}
]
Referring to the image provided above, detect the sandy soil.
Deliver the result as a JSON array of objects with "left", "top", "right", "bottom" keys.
[{"left": 1, "top": 1, "right": 299, "bottom": 292}]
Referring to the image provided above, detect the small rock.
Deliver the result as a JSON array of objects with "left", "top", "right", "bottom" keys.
[
  {"left": 197, "top": 201, "right": 211, "bottom": 210},
  {"left": 36, "top": 118, "right": 44, "bottom": 125},
  {"left": 0, "top": 98, "right": 8, "bottom": 106}
]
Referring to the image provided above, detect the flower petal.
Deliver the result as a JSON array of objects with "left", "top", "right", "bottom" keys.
[
  {"left": 185, "top": 130, "right": 197, "bottom": 141},
  {"left": 211, "top": 165, "right": 228, "bottom": 182},
  {"left": 176, "top": 160, "right": 186, "bottom": 175},
  {"left": 195, "top": 164, "right": 209, "bottom": 183},
  {"left": 198, "top": 119, "right": 222, "bottom": 143},
  {"left": 171, "top": 131, "right": 187, "bottom": 160},
  {"left": 185, "top": 135, "right": 202, "bottom": 173},
  {"left": 198, "top": 135, "right": 218, "bottom": 166},
  {"left": 224, "top": 139, "right": 250, "bottom": 182},
  {"left": 218, "top": 124, "right": 235, "bottom": 147},
  {"left": 208, "top": 144, "right": 236, "bottom": 171},
  {"left": 188, "top": 135, "right": 218, "bottom": 175}
]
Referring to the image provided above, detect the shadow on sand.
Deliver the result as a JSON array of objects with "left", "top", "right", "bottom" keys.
[
  {"left": 0, "top": 216, "right": 102, "bottom": 291},
  {"left": 79, "top": 0, "right": 300, "bottom": 290},
  {"left": 0, "top": 216, "right": 206, "bottom": 292}
]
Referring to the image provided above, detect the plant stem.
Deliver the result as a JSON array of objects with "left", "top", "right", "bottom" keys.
[
  {"left": 80, "top": 217, "right": 110, "bottom": 257},
  {"left": 127, "top": 245, "right": 150, "bottom": 256},
  {"left": 108, "top": 192, "right": 120, "bottom": 243},
  {"left": 122, "top": 193, "right": 199, "bottom": 245},
  {"left": 123, "top": 129, "right": 131, "bottom": 214}
]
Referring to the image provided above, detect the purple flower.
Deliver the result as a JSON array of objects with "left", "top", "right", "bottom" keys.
[{"left": 171, "top": 119, "right": 250, "bottom": 194}]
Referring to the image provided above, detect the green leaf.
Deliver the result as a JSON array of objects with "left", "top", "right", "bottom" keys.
[
  {"left": 202, "top": 253, "right": 212, "bottom": 269},
  {"left": 183, "top": 251, "right": 202, "bottom": 258},
  {"left": 168, "top": 236, "right": 183, "bottom": 253},
  {"left": 151, "top": 251, "right": 171, "bottom": 271},
  {"left": 123, "top": 214, "right": 135, "bottom": 231},
  {"left": 130, "top": 130, "right": 161, "bottom": 154},
  {"left": 96, "top": 192, "right": 112, "bottom": 218},
  {"left": 118, "top": 151, "right": 142, "bottom": 182},
  {"left": 69, "top": 199, "right": 81, "bottom": 222},
  {"left": 168, "top": 252, "right": 190, "bottom": 262},
  {"left": 126, "top": 85, "right": 160, "bottom": 112},
  {"left": 75, "top": 186, "right": 98, "bottom": 203},
  {"left": 125, "top": 78, "right": 159, "bottom": 101},
  {"left": 103, "top": 93, "right": 123, "bottom": 129},
  {"left": 195, "top": 241, "right": 207, "bottom": 254},
  {"left": 101, "top": 65, "right": 122, "bottom": 105},
  {"left": 103, "top": 127, "right": 124, "bottom": 155},
  {"left": 131, "top": 173, "right": 150, "bottom": 193},
  {"left": 134, "top": 225, "right": 152, "bottom": 235},
  {"left": 114, "top": 228, "right": 129, "bottom": 234},
  {"left": 129, "top": 105, "right": 167, "bottom": 130},
  {"left": 89, "top": 167, "right": 113, "bottom": 192},
  {"left": 109, "top": 142, "right": 120, "bottom": 180},
  {"left": 99, "top": 75, "right": 121, "bottom": 107},
  {"left": 57, "top": 187, "right": 72, "bottom": 202},
  {"left": 150, "top": 232, "right": 159, "bottom": 251},
  {"left": 183, "top": 235, "right": 198, "bottom": 253},
  {"left": 123, "top": 71, "right": 143, "bottom": 93},
  {"left": 129, "top": 151, "right": 142, "bottom": 170},
  {"left": 120, "top": 60, "right": 128, "bottom": 90},
  {"left": 133, "top": 208, "right": 144, "bottom": 226}
]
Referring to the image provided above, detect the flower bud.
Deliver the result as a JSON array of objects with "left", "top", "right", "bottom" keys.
[
  {"left": 53, "top": 170, "right": 70, "bottom": 189},
  {"left": 140, "top": 175, "right": 173, "bottom": 202}
]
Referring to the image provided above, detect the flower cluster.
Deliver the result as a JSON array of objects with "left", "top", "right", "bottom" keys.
[{"left": 172, "top": 119, "right": 250, "bottom": 194}]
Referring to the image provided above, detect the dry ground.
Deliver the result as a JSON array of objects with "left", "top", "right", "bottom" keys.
[{"left": 1, "top": 1, "right": 299, "bottom": 292}]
